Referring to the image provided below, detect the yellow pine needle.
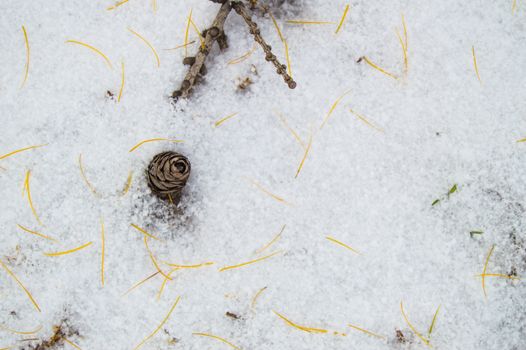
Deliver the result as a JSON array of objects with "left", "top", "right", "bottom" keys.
[
  {"left": 326, "top": 236, "right": 360, "bottom": 254},
  {"left": 361, "top": 56, "right": 398, "bottom": 80},
  {"left": 0, "top": 144, "right": 46, "bottom": 161},
  {"left": 130, "top": 224, "right": 161, "bottom": 241},
  {"left": 402, "top": 14, "right": 408, "bottom": 49},
  {"left": 0, "top": 324, "right": 42, "bottom": 335},
  {"left": 256, "top": 225, "right": 285, "bottom": 254},
  {"left": 284, "top": 39, "right": 292, "bottom": 77},
  {"left": 269, "top": 12, "right": 285, "bottom": 42},
  {"left": 157, "top": 268, "right": 178, "bottom": 301},
  {"left": 100, "top": 218, "right": 105, "bottom": 287},
  {"left": 335, "top": 5, "right": 350, "bottom": 34},
  {"left": 517, "top": 138, "right": 526, "bottom": 143},
  {"left": 63, "top": 338, "right": 82, "bottom": 350},
  {"left": 512, "top": 0, "right": 518, "bottom": 13},
  {"left": 44, "top": 241, "right": 93, "bottom": 257},
  {"left": 482, "top": 244, "right": 496, "bottom": 297},
  {"left": 168, "top": 193, "right": 174, "bottom": 204},
  {"left": 286, "top": 20, "right": 337, "bottom": 25},
  {"left": 427, "top": 305, "right": 441, "bottom": 337},
  {"left": 128, "top": 138, "right": 183, "bottom": 152},
  {"left": 400, "top": 301, "right": 431, "bottom": 347},
  {"left": 106, "top": 0, "right": 129, "bottom": 11},
  {"left": 65, "top": 40, "right": 112, "bottom": 69},
  {"left": 164, "top": 41, "right": 196, "bottom": 51},
  {"left": 24, "top": 170, "right": 42, "bottom": 226},
  {"left": 163, "top": 261, "right": 214, "bottom": 269},
  {"left": 320, "top": 89, "right": 352, "bottom": 129},
  {"left": 396, "top": 30, "right": 408, "bottom": 72},
  {"left": 219, "top": 250, "right": 283, "bottom": 272},
  {"left": 118, "top": 61, "right": 125, "bottom": 102},
  {"left": 0, "top": 259, "right": 41, "bottom": 312},
  {"left": 228, "top": 46, "right": 257, "bottom": 65},
  {"left": 121, "top": 171, "right": 133, "bottom": 195},
  {"left": 184, "top": 9, "right": 193, "bottom": 57},
  {"left": 475, "top": 273, "right": 520, "bottom": 280},
  {"left": 78, "top": 154, "right": 99, "bottom": 196},
  {"left": 249, "top": 179, "right": 290, "bottom": 205},
  {"left": 472, "top": 46, "right": 482, "bottom": 83},
  {"left": 273, "top": 311, "right": 328, "bottom": 333},
  {"left": 193, "top": 333, "right": 241, "bottom": 350},
  {"left": 122, "top": 271, "right": 160, "bottom": 296},
  {"left": 21, "top": 26, "right": 30, "bottom": 88},
  {"left": 349, "top": 108, "right": 384, "bottom": 132},
  {"left": 128, "top": 28, "right": 160, "bottom": 67},
  {"left": 215, "top": 113, "right": 239, "bottom": 127},
  {"left": 295, "top": 130, "right": 313, "bottom": 178},
  {"left": 347, "top": 324, "right": 386, "bottom": 339},
  {"left": 251, "top": 286, "right": 267, "bottom": 309},
  {"left": 189, "top": 19, "right": 205, "bottom": 49},
  {"left": 143, "top": 237, "right": 172, "bottom": 280},
  {"left": 134, "top": 296, "right": 181, "bottom": 350},
  {"left": 276, "top": 112, "right": 306, "bottom": 149},
  {"left": 151, "top": 0, "right": 157, "bottom": 13},
  {"left": 17, "top": 224, "right": 56, "bottom": 241}
]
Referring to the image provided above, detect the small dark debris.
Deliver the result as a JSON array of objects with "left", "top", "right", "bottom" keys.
[
  {"left": 395, "top": 329, "right": 407, "bottom": 344},
  {"left": 226, "top": 311, "right": 240, "bottom": 319}
]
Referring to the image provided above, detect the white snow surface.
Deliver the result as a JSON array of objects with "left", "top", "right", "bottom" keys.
[{"left": 1, "top": 0, "right": 526, "bottom": 349}]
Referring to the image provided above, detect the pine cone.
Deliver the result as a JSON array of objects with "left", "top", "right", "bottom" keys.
[{"left": 147, "top": 152, "right": 191, "bottom": 204}]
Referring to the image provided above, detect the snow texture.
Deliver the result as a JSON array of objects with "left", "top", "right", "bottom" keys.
[{"left": 1, "top": 0, "right": 526, "bottom": 349}]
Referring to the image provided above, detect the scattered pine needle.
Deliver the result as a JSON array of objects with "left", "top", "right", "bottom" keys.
[
  {"left": 122, "top": 271, "right": 160, "bottom": 296},
  {"left": 215, "top": 113, "right": 239, "bottom": 127},
  {"left": 427, "top": 305, "right": 441, "bottom": 337},
  {"left": 335, "top": 5, "right": 350, "bottom": 34},
  {"left": 17, "top": 224, "right": 56, "bottom": 241},
  {"left": 320, "top": 89, "right": 352, "bottom": 129},
  {"left": 184, "top": 9, "right": 193, "bottom": 57},
  {"left": 21, "top": 26, "right": 30, "bottom": 88},
  {"left": 23, "top": 170, "right": 42, "bottom": 226},
  {"left": 472, "top": 46, "right": 482, "bottom": 83},
  {"left": 476, "top": 273, "right": 520, "bottom": 280},
  {"left": 326, "top": 236, "right": 360, "bottom": 254},
  {"left": 106, "top": 0, "right": 129, "bottom": 11},
  {"left": 130, "top": 224, "right": 161, "bottom": 241},
  {"left": 157, "top": 268, "right": 178, "bottom": 301},
  {"left": 143, "top": 237, "right": 172, "bottom": 280},
  {"left": 249, "top": 179, "right": 291, "bottom": 205},
  {"left": 286, "top": 20, "right": 337, "bottom": 25},
  {"left": 189, "top": 19, "right": 205, "bottom": 49},
  {"left": 228, "top": 46, "right": 257, "bottom": 65},
  {"left": 65, "top": 40, "right": 112, "bottom": 69},
  {"left": 256, "top": 225, "right": 285, "bottom": 254},
  {"left": 100, "top": 217, "right": 105, "bottom": 287},
  {"left": 347, "top": 324, "right": 386, "bottom": 340},
  {"left": 284, "top": 39, "right": 292, "bottom": 77},
  {"left": 164, "top": 261, "right": 214, "bottom": 269},
  {"left": 400, "top": 301, "right": 431, "bottom": 347},
  {"left": 395, "top": 30, "right": 408, "bottom": 73},
  {"left": 78, "top": 154, "right": 99, "bottom": 197},
  {"left": 164, "top": 41, "right": 196, "bottom": 51},
  {"left": 134, "top": 296, "right": 181, "bottom": 350},
  {"left": 0, "top": 144, "right": 46, "bottom": 161},
  {"left": 269, "top": 12, "right": 285, "bottom": 42},
  {"left": 44, "top": 241, "right": 93, "bottom": 257},
  {"left": 251, "top": 286, "right": 267, "bottom": 309},
  {"left": 0, "top": 258, "right": 41, "bottom": 312},
  {"left": 128, "top": 138, "right": 183, "bottom": 153},
  {"left": 273, "top": 311, "right": 328, "bottom": 333},
  {"left": 295, "top": 130, "right": 313, "bottom": 178},
  {"left": 121, "top": 171, "right": 133, "bottom": 195},
  {"left": 193, "top": 333, "right": 241, "bottom": 350},
  {"left": 349, "top": 108, "right": 384, "bottom": 132},
  {"left": 0, "top": 324, "right": 42, "bottom": 335},
  {"left": 361, "top": 56, "right": 398, "bottom": 80},
  {"left": 219, "top": 250, "right": 283, "bottom": 272},
  {"left": 63, "top": 338, "right": 82, "bottom": 350},
  {"left": 512, "top": 0, "right": 518, "bottom": 13},
  {"left": 128, "top": 28, "right": 160, "bottom": 67},
  {"left": 118, "top": 61, "right": 125, "bottom": 102},
  {"left": 276, "top": 112, "right": 306, "bottom": 149},
  {"left": 151, "top": 0, "right": 157, "bottom": 13},
  {"left": 481, "top": 244, "right": 496, "bottom": 298},
  {"left": 517, "top": 138, "right": 526, "bottom": 143}
]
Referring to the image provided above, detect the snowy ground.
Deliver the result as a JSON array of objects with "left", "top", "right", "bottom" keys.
[{"left": 1, "top": 0, "right": 526, "bottom": 349}]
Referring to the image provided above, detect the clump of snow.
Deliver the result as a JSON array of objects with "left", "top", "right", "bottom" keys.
[{"left": 1, "top": 0, "right": 526, "bottom": 349}]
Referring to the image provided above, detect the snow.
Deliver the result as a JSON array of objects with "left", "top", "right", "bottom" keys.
[{"left": 1, "top": 0, "right": 526, "bottom": 349}]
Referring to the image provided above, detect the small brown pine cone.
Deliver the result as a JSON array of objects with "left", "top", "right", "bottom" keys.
[{"left": 147, "top": 151, "right": 191, "bottom": 204}]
